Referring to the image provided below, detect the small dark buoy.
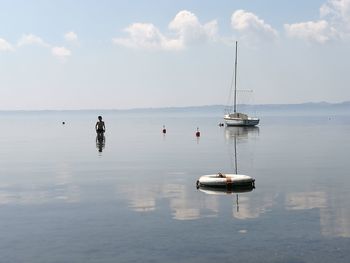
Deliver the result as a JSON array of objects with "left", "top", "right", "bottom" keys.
[
  {"left": 162, "top": 125, "right": 166, "bottom": 134},
  {"left": 62, "top": 121, "right": 65, "bottom": 125},
  {"left": 218, "top": 123, "right": 224, "bottom": 127},
  {"left": 196, "top": 127, "right": 200, "bottom": 137}
]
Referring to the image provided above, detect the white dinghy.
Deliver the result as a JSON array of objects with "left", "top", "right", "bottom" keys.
[{"left": 196, "top": 173, "right": 255, "bottom": 188}]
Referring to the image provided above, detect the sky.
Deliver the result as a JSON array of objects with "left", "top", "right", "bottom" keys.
[{"left": 1, "top": 0, "right": 350, "bottom": 110}]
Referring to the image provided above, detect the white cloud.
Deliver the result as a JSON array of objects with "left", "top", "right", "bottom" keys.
[
  {"left": 16, "top": 34, "right": 74, "bottom": 60},
  {"left": 231, "top": 10, "right": 278, "bottom": 43},
  {"left": 17, "top": 34, "right": 50, "bottom": 47},
  {"left": 113, "top": 10, "right": 218, "bottom": 51},
  {"left": 113, "top": 23, "right": 179, "bottom": 50},
  {"left": 320, "top": 0, "right": 350, "bottom": 22},
  {"left": 168, "top": 10, "right": 218, "bottom": 45},
  {"left": 51, "top": 46, "right": 71, "bottom": 58},
  {"left": 285, "top": 0, "right": 350, "bottom": 43},
  {"left": 285, "top": 20, "right": 339, "bottom": 43},
  {"left": 0, "top": 38, "right": 14, "bottom": 51},
  {"left": 64, "top": 31, "right": 78, "bottom": 42},
  {"left": 321, "top": 0, "right": 350, "bottom": 37}
]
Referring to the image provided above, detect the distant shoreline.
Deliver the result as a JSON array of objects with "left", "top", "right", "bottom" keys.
[{"left": 1, "top": 101, "right": 350, "bottom": 112}]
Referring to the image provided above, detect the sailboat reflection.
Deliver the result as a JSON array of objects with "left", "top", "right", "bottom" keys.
[
  {"left": 197, "top": 126, "right": 257, "bottom": 194},
  {"left": 225, "top": 126, "right": 259, "bottom": 140},
  {"left": 96, "top": 132, "right": 106, "bottom": 153}
]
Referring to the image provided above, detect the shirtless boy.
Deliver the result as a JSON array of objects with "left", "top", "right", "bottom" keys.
[{"left": 95, "top": 116, "right": 106, "bottom": 133}]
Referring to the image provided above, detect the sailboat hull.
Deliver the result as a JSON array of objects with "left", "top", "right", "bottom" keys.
[{"left": 224, "top": 116, "right": 260, "bottom": 127}]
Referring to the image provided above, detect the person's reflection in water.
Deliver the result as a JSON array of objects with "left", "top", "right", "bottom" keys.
[{"left": 96, "top": 132, "right": 106, "bottom": 153}]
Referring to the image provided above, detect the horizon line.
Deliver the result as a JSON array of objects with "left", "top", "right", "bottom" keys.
[{"left": 0, "top": 101, "right": 349, "bottom": 112}]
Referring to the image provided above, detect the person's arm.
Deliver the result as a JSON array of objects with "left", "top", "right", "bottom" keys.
[
  {"left": 95, "top": 122, "right": 98, "bottom": 131},
  {"left": 103, "top": 122, "right": 106, "bottom": 131}
]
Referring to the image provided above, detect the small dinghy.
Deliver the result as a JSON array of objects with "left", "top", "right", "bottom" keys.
[{"left": 196, "top": 173, "right": 255, "bottom": 188}]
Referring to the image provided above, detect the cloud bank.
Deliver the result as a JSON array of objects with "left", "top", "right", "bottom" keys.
[
  {"left": 113, "top": 9, "right": 280, "bottom": 50},
  {"left": 112, "top": 3, "right": 350, "bottom": 49},
  {"left": 5, "top": 2, "right": 350, "bottom": 58}
]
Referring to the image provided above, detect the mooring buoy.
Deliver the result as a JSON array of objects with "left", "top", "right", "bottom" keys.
[{"left": 196, "top": 127, "right": 200, "bottom": 137}]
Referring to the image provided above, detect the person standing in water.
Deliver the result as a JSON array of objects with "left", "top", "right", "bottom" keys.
[{"left": 95, "top": 116, "right": 106, "bottom": 133}]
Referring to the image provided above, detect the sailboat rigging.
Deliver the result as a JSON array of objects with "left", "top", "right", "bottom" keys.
[{"left": 224, "top": 41, "right": 260, "bottom": 127}]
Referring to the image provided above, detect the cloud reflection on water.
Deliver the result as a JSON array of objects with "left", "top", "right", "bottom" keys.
[
  {"left": 286, "top": 191, "right": 350, "bottom": 238},
  {"left": 0, "top": 162, "right": 81, "bottom": 205}
]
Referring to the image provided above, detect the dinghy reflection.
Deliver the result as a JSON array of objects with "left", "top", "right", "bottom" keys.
[
  {"left": 198, "top": 184, "right": 254, "bottom": 213},
  {"left": 198, "top": 184, "right": 254, "bottom": 195}
]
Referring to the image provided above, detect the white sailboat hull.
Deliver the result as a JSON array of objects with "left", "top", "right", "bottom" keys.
[{"left": 224, "top": 114, "right": 260, "bottom": 127}]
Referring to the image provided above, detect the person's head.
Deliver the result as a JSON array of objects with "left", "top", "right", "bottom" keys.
[{"left": 98, "top": 116, "right": 102, "bottom": 121}]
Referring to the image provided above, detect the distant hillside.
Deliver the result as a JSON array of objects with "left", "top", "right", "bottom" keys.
[
  {"left": 254, "top": 101, "right": 350, "bottom": 111},
  {"left": 1, "top": 101, "right": 349, "bottom": 115},
  {"left": 120, "top": 101, "right": 350, "bottom": 115}
]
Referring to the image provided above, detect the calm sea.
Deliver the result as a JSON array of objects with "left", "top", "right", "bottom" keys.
[{"left": 0, "top": 110, "right": 349, "bottom": 263}]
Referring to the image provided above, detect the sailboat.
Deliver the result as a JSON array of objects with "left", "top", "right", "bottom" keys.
[{"left": 224, "top": 41, "right": 260, "bottom": 126}]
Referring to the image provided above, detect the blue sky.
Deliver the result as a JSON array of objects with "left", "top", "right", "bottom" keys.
[{"left": 1, "top": 0, "right": 349, "bottom": 110}]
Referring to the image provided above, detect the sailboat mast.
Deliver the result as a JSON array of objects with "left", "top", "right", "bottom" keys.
[{"left": 233, "top": 41, "right": 238, "bottom": 113}]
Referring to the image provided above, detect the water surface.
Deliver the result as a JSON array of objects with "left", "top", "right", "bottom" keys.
[{"left": 0, "top": 111, "right": 349, "bottom": 263}]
